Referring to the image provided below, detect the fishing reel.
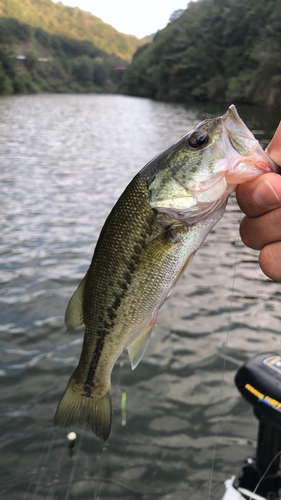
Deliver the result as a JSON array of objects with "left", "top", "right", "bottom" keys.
[{"left": 223, "top": 353, "right": 281, "bottom": 500}]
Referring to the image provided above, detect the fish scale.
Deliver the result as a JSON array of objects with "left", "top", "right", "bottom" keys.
[{"left": 54, "top": 105, "right": 278, "bottom": 440}]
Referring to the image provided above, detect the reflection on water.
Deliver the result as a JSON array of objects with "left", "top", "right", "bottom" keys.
[{"left": 0, "top": 94, "right": 280, "bottom": 499}]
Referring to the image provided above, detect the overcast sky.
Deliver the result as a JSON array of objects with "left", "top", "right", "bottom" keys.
[{"left": 54, "top": 0, "right": 189, "bottom": 38}]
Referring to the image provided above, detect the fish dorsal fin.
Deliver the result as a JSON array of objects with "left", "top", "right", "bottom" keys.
[
  {"left": 127, "top": 325, "right": 153, "bottom": 370},
  {"left": 65, "top": 274, "right": 87, "bottom": 331}
]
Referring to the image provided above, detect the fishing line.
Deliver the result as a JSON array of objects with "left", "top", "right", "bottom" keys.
[
  {"left": 64, "top": 424, "right": 86, "bottom": 500},
  {"left": 245, "top": 450, "right": 281, "bottom": 500},
  {"left": 91, "top": 360, "right": 126, "bottom": 499},
  {"left": 46, "top": 438, "right": 68, "bottom": 500},
  {"left": 23, "top": 381, "right": 68, "bottom": 500},
  {"left": 23, "top": 432, "right": 48, "bottom": 500},
  {"left": 23, "top": 428, "right": 57, "bottom": 500},
  {"left": 207, "top": 211, "right": 242, "bottom": 500},
  {"left": 93, "top": 443, "right": 109, "bottom": 500},
  {"left": 31, "top": 429, "right": 58, "bottom": 500},
  {"left": 92, "top": 363, "right": 127, "bottom": 500}
]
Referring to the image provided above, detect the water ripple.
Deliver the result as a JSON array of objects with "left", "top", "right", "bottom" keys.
[{"left": 0, "top": 94, "right": 280, "bottom": 500}]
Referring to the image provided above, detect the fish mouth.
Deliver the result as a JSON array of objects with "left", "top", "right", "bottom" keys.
[
  {"left": 222, "top": 104, "right": 280, "bottom": 174},
  {"left": 222, "top": 104, "right": 257, "bottom": 156}
]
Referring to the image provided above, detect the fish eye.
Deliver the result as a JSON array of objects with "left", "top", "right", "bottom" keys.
[{"left": 187, "top": 131, "right": 209, "bottom": 149}]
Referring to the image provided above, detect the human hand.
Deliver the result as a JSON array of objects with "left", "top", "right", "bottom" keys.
[{"left": 236, "top": 122, "right": 281, "bottom": 281}]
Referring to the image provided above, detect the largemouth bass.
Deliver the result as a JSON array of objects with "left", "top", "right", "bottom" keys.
[{"left": 54, "top": 105, "right": 279, "bottom": 440}]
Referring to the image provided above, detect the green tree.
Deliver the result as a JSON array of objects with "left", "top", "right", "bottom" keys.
[
  {"left": 0, "top": 48, "right": 16, "bottom": 80},
  {"left": 93, "top": 61, "right": 107, "bottom": 86},
  {"left": 0, "top": 61, "right": 13, "bottom": 94},
  {"left": 72, "top": 56, "right": 92, "bottom": 84},
  {"left": 24, "top": 52, "right": 38, "bottom": 71},
  {"left": 35, "top": 27, "right": 51, "bottom": 47}
]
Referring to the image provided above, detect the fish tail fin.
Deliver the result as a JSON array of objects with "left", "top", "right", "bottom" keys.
[{"left": 54, "top": 376, "right": 112, "bottom": 441}]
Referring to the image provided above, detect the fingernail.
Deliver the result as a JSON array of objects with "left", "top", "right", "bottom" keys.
[{"left": 253, "top": 179, "right": 281, "bottom": 207}]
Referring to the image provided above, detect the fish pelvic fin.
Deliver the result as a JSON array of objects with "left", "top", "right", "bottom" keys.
[
  {"left": 54, "top": 376, "right": 112, "bottom": 441},
  {"left": 65, "top": 274, "right": 87, "bottom": 331},
  {"left": 127, "top": 318, "right": 156, "bottom": 370}
]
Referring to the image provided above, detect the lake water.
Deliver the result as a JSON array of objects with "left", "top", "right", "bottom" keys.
[{"left": 0, "top": 94, "right": 281, "bottom": 500}]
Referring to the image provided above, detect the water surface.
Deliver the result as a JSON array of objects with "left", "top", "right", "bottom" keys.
[{"left": 0, "top": 94, "right": 280, "bottom": 500}]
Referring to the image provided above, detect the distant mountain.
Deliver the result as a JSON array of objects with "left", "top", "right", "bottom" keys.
[
  {"left": 121, "top": 0, "right": 281, "bottom": 107},
  {"left": 0, "top": 16, "right": 129, "bottom": 95},
  {"left": 142, "top": 34, "right": 155, "bottom": 42},
  {"left": 0, "top": 0, "right": 144, "bottom": 60}
]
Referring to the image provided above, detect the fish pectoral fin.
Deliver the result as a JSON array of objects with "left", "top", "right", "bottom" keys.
[
  {"left": 127, "top": 324, "right": 154, "bottom": 370},
  {"left": 65, "top": 274, "right": 87, "bottom": 331}
]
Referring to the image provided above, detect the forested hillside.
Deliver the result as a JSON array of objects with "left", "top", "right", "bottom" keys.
[
  {"left": 0, "top": 17, "right": 126, "bottom": 94},
  {"left": 0, "top": 0, "right": 143, "bottom": 61},
  {"left": 121, "top": 0, "right": 281, "bottom": 107}
]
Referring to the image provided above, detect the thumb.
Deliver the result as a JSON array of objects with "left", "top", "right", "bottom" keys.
[{"left": 236, "top": 173, "right": 281, "bottom": 217}]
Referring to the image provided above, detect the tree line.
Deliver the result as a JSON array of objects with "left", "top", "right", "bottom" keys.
[
  {"left": 0, "top": 17, "right": 126, "bottom": 95},
  {"left": 121, "top": 0, "right": 281, "bottom": 107}
]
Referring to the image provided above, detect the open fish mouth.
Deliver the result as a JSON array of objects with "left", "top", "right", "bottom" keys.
[
  {"left": 222, "top": 104, "right": 258, "bottom": 156},
  {"left": 223, "top": 104, "right": 281, "bottom": 175}
]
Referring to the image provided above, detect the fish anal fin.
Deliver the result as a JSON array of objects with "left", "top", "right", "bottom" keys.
[
  {"left": 54, "top": 374, "right": 112, "bottom": 441},
  {"left": 127, "top": 317, "right": 156, "bottom": 370},
  {"left": 65, "top": 274, "right": 87, "bottom": 331}
]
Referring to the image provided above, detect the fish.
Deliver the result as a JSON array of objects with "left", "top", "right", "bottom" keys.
[{"left": 54, "top": 105, "right": 280, "bottom": 440}]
